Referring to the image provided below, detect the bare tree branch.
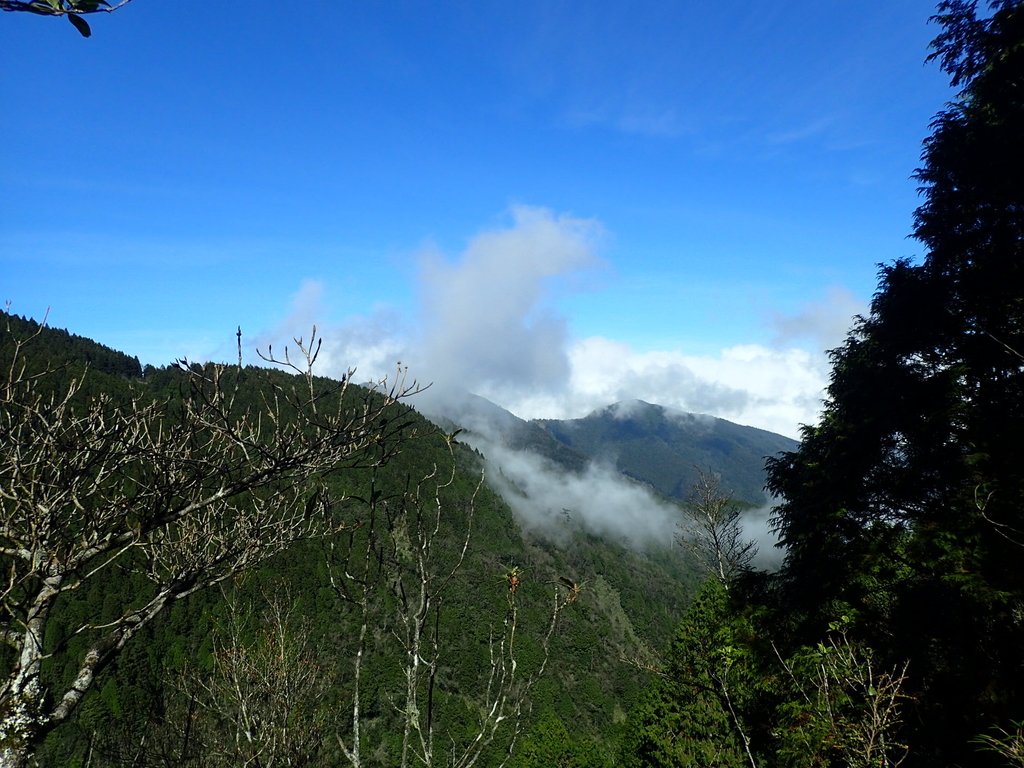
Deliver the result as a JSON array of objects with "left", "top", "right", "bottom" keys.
[
  {"left": 676, "top": 467, "right": 757, "bottom": 590},
  {"left": 0, "top": 322, "right": 418, "bottom": 767},
  {"left": 325, "top": 443, "right": 572, "bottom": 768}
]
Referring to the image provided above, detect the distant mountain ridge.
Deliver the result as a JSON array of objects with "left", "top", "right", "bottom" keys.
[
  {"left": 1, "top": 312, "right": 143, "bottom": 380},
  {"left": 421, "top": 390, "right": 590, "bottom": 472},
  {"left": 534, "top": 400, "right": 797, "bottom": 505},
  {"left": 421, "top": 389, "right": 796, "bottom": 507}
]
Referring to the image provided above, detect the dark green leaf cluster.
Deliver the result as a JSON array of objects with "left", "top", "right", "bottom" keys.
[
  {"left": 764, "top": 4, "right": 1024, "bottom": 762},
  {"left": 618, "top": 581, "right": 754, "bottom": 768},
  {"left": 0, "top": 0, "right": 127, "bottom": 38},
  {"left": 622, "top": 3, "right": 1024, "bottom": 766}
]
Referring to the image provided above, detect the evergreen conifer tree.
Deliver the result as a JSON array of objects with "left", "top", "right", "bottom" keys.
[{"left": 765, "top": 2, "right": 1024, "bottom": 763}]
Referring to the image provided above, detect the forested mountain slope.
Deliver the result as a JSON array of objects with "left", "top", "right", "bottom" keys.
[
  {"left": 0, "top": 312, "right": 705, "bottom": 766},
  {"left": 420, "top": 393, "right": 796, "bottom": 509}
]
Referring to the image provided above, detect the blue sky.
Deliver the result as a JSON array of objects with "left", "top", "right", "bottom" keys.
[{"left": 1, "top": 2, "right": 952, "bottom": 437}]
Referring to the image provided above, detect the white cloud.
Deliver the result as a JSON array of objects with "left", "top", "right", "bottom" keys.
[
  {"left": 498, "top": 337, "right": 826, "bottom": 439},
  {"left": 253, "top": 279, "right": 408, "bottom": 386},
  {"left": 416, "top": 204, "right": 603, "bottom": 395},
  {"left": 259, "top": 207, "right": 843, "bottom": 440},
  {"left": 249, "top": 278, "right": 327, "bottom": 367},
  {"left": 459, "top": 421, "right": 785, "bottom": 557},
  {"left": 742, "top": 502, "right": 785, "bottom": 571},
  {"left": 243, "top": 215, "right": 856, "bottom": 559},
  {"left": 770, "top": 285, "right": 865, "bottom": 354},
  {"left": 471, "top": 436, "right": 680, "bottom": 547}
]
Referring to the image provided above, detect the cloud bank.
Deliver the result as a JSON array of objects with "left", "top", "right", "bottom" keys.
[
  {"left": 252, "top": 205, "right": 864, "bottom": 554},
  {"left": 478, "top": 439, "right": 680, "bottom": 547},
  {"left": 263, "top": 205, "right": 862, "bottom": 440},
  {"left": 459, "top": 422, "right": 783, "bottom": 559}
]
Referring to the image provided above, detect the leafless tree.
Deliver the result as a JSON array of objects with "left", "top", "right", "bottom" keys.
[
  {"left": 774, "top": 622, "right": 910, "bottom": 768},
  {"left": 0, "top": 318, "right": 418, "bottom": 768},
  {"left": 181, "top": 587, "right": 331, "bottom": 767},
  {"left": 328, "top": 443, "right": 572, "bottom": 768},
  {"left": 677, "top": 468, "right": 756, "bottom": 590},
  {"left": 86, "top": 586, "right": 333, "bottom": 768}
]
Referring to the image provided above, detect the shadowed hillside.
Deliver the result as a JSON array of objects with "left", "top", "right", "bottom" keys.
[{"left": 536, "top": 400, "right": 797, "bottom": 505}]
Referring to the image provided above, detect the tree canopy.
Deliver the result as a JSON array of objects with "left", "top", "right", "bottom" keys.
[
  {"left": 764, "top": 0, "right": 1024, "bottom": 762},
  {"left": 620, "top": 3, "right": 1024, "bottom": 765},
  {"left": 0, "top": 0, "right": 133, "bottom": 37}
]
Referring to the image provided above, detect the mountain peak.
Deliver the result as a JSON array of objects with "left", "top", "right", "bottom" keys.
[
  {"left": 536, "top": 403, "right": 797, "bottom": 505},
  {"left": 587, "top": 399, "right": 718, "bottom": 429}
]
